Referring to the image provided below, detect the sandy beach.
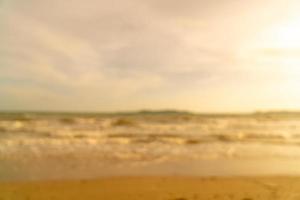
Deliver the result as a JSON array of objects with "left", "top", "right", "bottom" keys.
[{"left": 1, "top": 176, "right": 300, "bottom": 200}]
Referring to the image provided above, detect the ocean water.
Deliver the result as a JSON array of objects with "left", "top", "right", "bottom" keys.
[{"left": 1, "top": 112, "right": 300, "bottom": 180}]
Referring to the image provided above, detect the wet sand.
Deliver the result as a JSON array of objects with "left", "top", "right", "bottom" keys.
[{"left": 1, "top": 176, "right": 300, "bottom": 200}]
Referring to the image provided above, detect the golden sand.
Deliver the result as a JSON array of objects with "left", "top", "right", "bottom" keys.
[{"left": 1, "top": 176, "right": 300, "bottom": 200}]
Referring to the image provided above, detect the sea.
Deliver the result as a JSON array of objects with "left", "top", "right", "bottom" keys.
[{"left": 1, "top": 111, "right": 300, "bottom": 181}]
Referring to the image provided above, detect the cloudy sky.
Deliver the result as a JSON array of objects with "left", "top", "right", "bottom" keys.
[{"left": 1, "top": 0, "right": 300, "bottom": 112}]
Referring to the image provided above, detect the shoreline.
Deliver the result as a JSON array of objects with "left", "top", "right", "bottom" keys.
[
  {"left": 2, "top": 158, "right": 300, "bottom": 182},
  {"left": 1, "top": 176, "right": 300, "bottom": 199}
]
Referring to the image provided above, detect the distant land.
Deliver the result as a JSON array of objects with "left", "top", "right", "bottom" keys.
[{"left": 1, "top": 109, "right": 300, "bottom": 117}]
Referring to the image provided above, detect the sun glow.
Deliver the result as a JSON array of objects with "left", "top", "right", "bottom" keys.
[
  {"left": 267, "top": 19, "right": 300, "bottom": 49},
  {"left": 243, "top": 17, "right": 300, "bottom": 78},
  {"left": 248, "top": 16, "right": 300, "bottom": 49}
]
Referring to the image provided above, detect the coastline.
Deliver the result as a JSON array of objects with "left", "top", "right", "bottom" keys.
[
  {"left": 1, "top": 176, "right": 300, "bottom": 200},
  {"left": 2, "top": 158, "right": 300, "bottom": 181}
]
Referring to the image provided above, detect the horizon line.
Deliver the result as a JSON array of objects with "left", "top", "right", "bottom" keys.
[{"left": 0, "top": 109, "right": 300, "bottom": 115}]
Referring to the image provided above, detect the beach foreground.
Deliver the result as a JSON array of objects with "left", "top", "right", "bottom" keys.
[{"left": 1, "top": 176, "right": 300, "bottom": 200}]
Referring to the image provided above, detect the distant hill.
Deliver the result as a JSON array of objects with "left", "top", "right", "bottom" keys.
[
  {"left": 1, "top": 110, "right": 300, "bottom": 118},
  {"left": 137, "top": 110, "right": 193, "bottom": 115}
]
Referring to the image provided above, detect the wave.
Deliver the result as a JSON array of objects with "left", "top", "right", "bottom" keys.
[{"left": 2, "top": 113, "right": 300, "bottom": 163}]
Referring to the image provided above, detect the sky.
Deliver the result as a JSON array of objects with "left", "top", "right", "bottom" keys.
[{"left": 1, "top": 0, "right": 300, "bottom": 112}]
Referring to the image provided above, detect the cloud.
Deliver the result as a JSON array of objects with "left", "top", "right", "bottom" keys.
[{"left": 1, "top": 0, "right": 300, "bottom": 111}]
